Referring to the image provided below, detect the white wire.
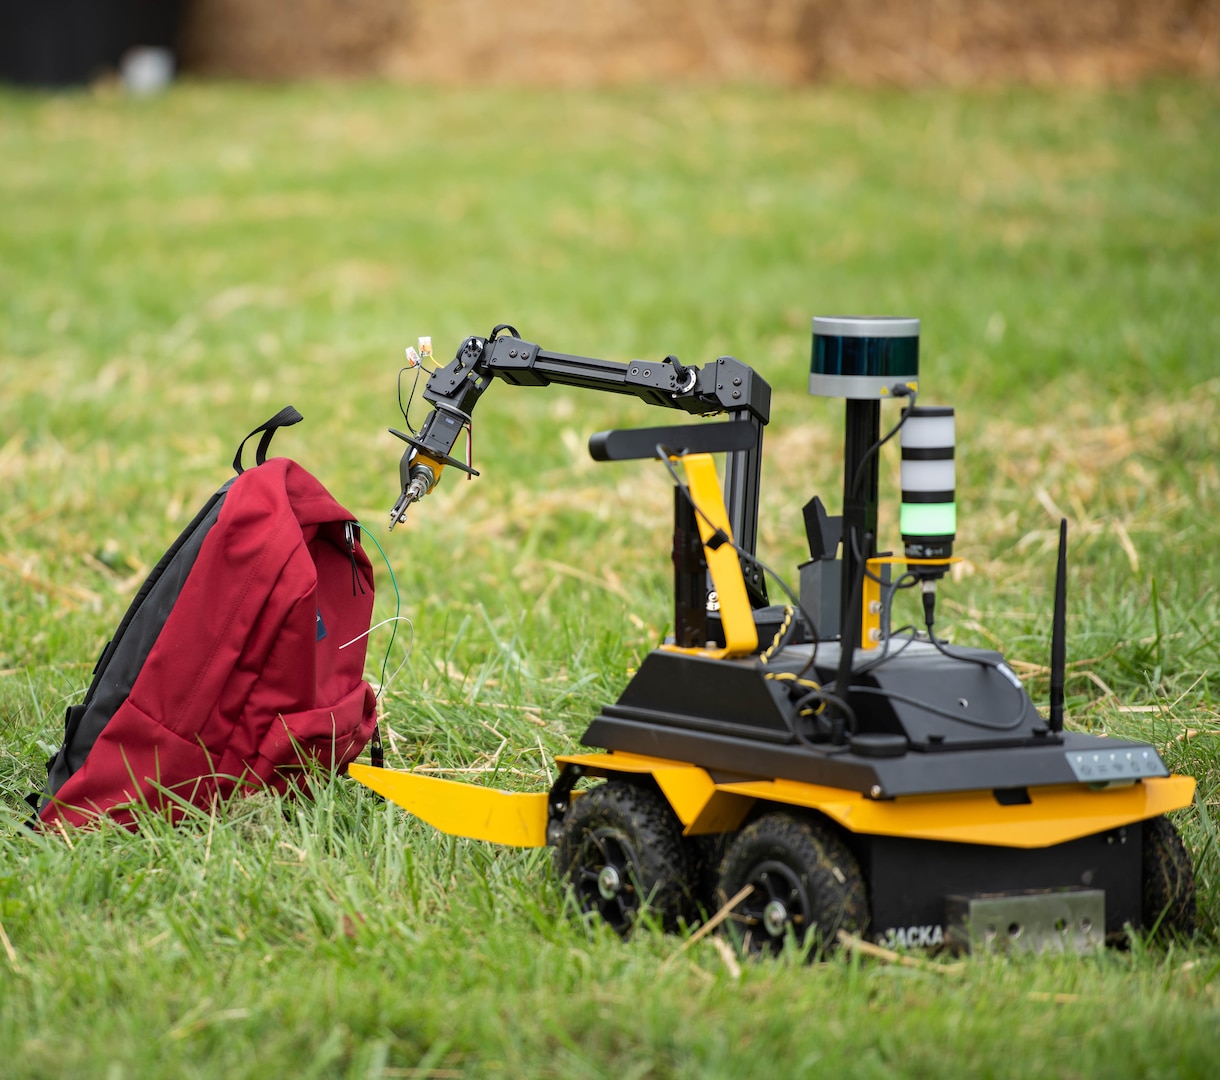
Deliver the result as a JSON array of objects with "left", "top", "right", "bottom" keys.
[
  {"left": 339, "top": 615, "right": 414, "bottom": 650},
  {"left": 339, "top": 615, "right": 416, "bottom": 698},
  {"left": 377, "top": 623, "right": 415, "bottom": 697}
]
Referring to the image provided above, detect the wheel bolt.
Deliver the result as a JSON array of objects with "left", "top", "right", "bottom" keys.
[
  {"left": 598, "top": 865, "right": 622, "bottom": 900},
  {"left": 763, "top": 900, "right": 789, "bottom": 937}
]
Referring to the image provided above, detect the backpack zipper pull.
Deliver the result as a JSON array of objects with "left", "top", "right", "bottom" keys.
[{"left": 344, "top": 522, "right": 366, "bottom": 596}]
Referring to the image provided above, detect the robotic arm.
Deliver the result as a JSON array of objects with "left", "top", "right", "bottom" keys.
[{"left": 388, "top": 326, "right": 773, "bottom": 559}]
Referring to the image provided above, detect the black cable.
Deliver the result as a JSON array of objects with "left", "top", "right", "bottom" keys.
[
  {"left": 854, "top": 555, "right": 1030, "bottom": 730},
  {"left": 849, "top": 682, "right": 1029, "bottom": 732},
  {"left": 397, "top": 363, "right": 425, "bottom": 435},
  {"left": 920, "top": 604, "right": 1016, "bottom": 675},
  {"left": 854, "top": 628, "right": 919, "bottom": 677},
  {"left": 830, "top": 525, "right": 873, "bottom": 737},
  {"left": 792, "top": 686, "right": 857, "bottom": 730},
  {"left": 852, "top": 511, "right": 994, "bottom": 676},
  {"left": 789, "top": 712, "right": 856, "bottom": 753},
  {"left": 397, "top": 336, "right": 444, "bottom": 436},
  {"left": 848, "top": 384, "right": 917, "bottom": 503},
  {"left": 663, "top": 354, "right": 697, "bottom": 392},
  {"left": 826, "top": 541, "right": 1027, "bottom": 735},
  {"left": 849, "top": 523, "right": 916, "bottom": 586}
]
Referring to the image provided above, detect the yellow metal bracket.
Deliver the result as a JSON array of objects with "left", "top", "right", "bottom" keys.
[{"left": 861, "top": 555, "right": 962, "bottom": 649}]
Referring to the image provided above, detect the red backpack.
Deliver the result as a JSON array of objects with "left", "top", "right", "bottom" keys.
[{"left": 32, "top": 407, "right": 380, "bottom": 829}]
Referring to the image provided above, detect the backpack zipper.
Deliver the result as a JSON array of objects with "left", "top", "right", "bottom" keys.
[{"left": 344, "top": 521, "right": 366, "bottom": 596}]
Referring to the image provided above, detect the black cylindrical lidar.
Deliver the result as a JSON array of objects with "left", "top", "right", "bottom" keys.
[{"left": 810, "top": 316, "right": 920, "bottom": 401}]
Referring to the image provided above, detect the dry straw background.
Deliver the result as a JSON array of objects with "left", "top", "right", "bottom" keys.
[{"left": 179, "top": 0, "right": 1220, "bottom": 86}]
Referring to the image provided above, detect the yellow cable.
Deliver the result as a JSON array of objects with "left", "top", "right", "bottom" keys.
[
  {"left": 758, "top": 605, "right": 794, "bottom": 664},
  {"left": 764, "top": 670, "right": 827, "bottom": 715}
]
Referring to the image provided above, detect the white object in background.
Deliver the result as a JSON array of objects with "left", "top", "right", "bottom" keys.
[{"left": 122, "top": 48, "right": 175, "bottom": 96}]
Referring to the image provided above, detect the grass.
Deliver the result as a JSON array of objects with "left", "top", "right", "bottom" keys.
[{"left": 1, "top": 77, "right": 1219, "bottom": 1076}]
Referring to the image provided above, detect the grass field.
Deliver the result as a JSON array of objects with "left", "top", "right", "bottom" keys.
[{"left": 1, "top": 78, "right": 1219, "bottom": 1077}]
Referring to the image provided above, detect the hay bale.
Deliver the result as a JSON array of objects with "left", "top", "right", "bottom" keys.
[{"left": 178, "top": 0, "right": 1220, "bottom": 85}]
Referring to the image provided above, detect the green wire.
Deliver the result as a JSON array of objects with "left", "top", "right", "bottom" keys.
[{"left": 356, "top": 521, "right": 402, "bottom": 700}]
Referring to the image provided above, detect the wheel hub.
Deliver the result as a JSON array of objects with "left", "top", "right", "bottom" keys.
[
  {"left": 762, "top": 899, "right": 790, "bottom": 937},
  {"left": 598, "top": 864, "right": 623, "bottom": 900}
]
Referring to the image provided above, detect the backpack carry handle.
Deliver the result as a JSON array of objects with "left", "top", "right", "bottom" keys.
[{"left": 234, "top": 406, "right": 304, "bottom": 474}]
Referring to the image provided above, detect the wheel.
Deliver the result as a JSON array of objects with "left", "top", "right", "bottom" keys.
[
  {"left": 685, "top": 832, "right": 732, "bottom": 917},
  {"left": 715, "top": 811, "right": 868, "bottom": 956},
  {"left": 1142, "top": 815, "right": 1196, "bottom": 939},
  {"left": 553, "top": 779, "right": 691, "bottom": 935}
]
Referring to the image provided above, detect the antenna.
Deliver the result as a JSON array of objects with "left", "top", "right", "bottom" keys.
[{"left": 1049, "top": 518, "right": 1068, "bottom": 732}]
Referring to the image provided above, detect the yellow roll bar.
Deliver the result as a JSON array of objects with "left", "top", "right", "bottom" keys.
[{"left": 658, "top": 452, "right": 758, "bottom": 659}]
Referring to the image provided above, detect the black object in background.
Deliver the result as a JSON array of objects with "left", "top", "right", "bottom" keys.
[{"left": 0, "top": 0, "right": 184, "bottom": 88}]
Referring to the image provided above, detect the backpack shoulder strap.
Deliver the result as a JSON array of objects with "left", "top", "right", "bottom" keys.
[{"left": 233, "top": 406, "right": 304, "bottom": 474}]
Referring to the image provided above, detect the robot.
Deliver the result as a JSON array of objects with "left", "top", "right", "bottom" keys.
[{"left": 350, "top": 318, "right": 1196, "bottom": 954}]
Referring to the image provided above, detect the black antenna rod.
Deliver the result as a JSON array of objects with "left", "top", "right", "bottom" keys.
[{"left": 1049, "top": 518, "right": 1068, "bottom": 732}]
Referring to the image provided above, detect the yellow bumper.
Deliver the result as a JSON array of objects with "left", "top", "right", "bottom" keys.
[{"left": 347, "top": 762, "right": 549, "bottom": 847}]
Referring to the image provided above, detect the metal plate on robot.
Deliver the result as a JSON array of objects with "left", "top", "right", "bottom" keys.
[
  {"left": 1064, "top": 746, "right": 1167, "bottom": 783},
  {"left": 946, "top": 889, "right": 1105, "bottom": 955}
]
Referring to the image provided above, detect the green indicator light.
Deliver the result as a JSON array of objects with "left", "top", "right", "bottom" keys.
[{"left": 900, "top": 502, "right": 957, "bottom": 537}]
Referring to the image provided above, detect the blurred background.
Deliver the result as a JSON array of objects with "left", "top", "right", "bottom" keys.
[{"left": 2, "top": 0, "right": 1218, "bottom": 90}]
